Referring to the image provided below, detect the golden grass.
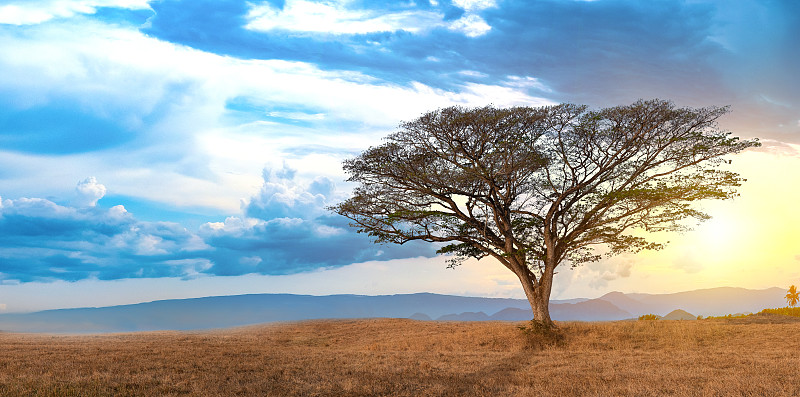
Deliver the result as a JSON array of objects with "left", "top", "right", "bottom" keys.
[{"left": 2, "top": 317, "right": 800, "bottom": 396}]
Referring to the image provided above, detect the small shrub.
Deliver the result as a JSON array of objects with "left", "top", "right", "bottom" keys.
[
  {"left": 517, "top": 320, "right": 564, "bottom": 349},
  {"left": 704, "top": 313, "right": 750, "bottom": 320},
  {"left": 638, "top": 314, "right": 659, "bottom": 321}
]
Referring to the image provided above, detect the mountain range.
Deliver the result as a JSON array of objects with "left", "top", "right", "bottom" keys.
[{"left": 0, "top": 287, "right": 787, "bottom": 333}]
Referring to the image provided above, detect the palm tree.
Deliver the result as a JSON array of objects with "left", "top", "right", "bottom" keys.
[{"left": 786, "top": 285, "right": 799, "bottom": 307}]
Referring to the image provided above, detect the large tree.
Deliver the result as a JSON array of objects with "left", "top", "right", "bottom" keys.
[{"left": 332, "top": 99, "right": 759, "bottom": 327}]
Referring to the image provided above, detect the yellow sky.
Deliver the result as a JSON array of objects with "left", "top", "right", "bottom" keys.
[{"left": 552, "top": 145, "right": 800, "bottom": 296}]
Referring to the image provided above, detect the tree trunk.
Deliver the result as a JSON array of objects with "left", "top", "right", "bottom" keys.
[
  {"left": 531, "top": 291, "right": 553, "bottom": 326},
  {"left": 516, "top": 272, "right": 555, "bottom": 327}
]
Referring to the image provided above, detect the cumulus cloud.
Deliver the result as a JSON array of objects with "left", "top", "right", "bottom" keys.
[
  {"left": 74, "top": 177, "right": 106, "bottom": 207},
  {"left": 0, "top": 194, "right": 205, "bottom": 281},
  {"left": 244, "top": 165, "right": 333, "bottom": 220},
  {"left": 447, "top": 14, "right": 491, "bottom": 37},
  {"left": 447, "top": 0, "right": 496, "bottom": 37},
  {"left": 197, "top": 213, "right": 434, "bottom": 276},
  {"left": 583, "top": 259, "right": 635, "bottom": 289},
  {"left": 198, "top": 166, "right": 437, "bottom": 276},
  {"left": 0, "top": 171, "right": 435, "bottom": 283}
]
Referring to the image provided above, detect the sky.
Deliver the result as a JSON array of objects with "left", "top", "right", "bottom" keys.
[{"left": 0, "top": 0, "right": 798, "bottom": 313}]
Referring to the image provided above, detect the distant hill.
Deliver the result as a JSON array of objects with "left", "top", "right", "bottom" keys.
[
  {"left": 409, "top": 312, "right": 432, "bottom": 321},
  {"left": 484, "top": 299, "right": 633, "bottom": 322},
  {"left": 661, "top": 309, "right": 696, "bottom": 320},
  {"left": 0, "top": 287, "right": 787, "bottom": 333},
  {"left": 605, "top": 287, "right": 786, "bottom": 317},
  {"left": 0, "top": 293, "right": 535, "bottom": 333},
  {"left": 554, "top": 299, "right": 632, "bottom": 321},
  {"left": 596, "top": 291, "right": 651, "bottom": 315},
  {"left": 437, "top": 311, "right": 491, "bottom": 321}
]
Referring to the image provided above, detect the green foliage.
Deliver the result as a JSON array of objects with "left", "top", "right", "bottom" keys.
[
  {"left": 699, "top": 306, "right": 800, "bottom": 320},
  {"left": 759, "top": 307, "right": 800, "bottom": 317},
  {"left": 638, "top": 314, "right": 660, "bottom": 321},
  {"left": 517, "top": 320, "right": 565, "bottom": 349},
  {"left": 333, "top": 101, "right": 758, "bottom": 268},
  {"left": 703, "top": 313, "right": 750, "bottom": 320}
]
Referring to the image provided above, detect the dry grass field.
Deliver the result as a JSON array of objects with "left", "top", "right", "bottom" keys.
[{"left": 2, "top": 316, "right": 800, "bottom": 396}]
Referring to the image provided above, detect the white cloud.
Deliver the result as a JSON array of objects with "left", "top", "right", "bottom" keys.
[
  {"left": 592, "top": 265, "right": 632, "bottom": 287},
  {"left": 452, "top": 0, "right": 497, "bottom": 12},
  {"left": 564, "top": 257, "right": 637, "bottom": 289},
  {"left": 201, "top": 216, "right": 260, "bottom": 235},
  {"left": 448, "top": 0, "right": 496, "bottom": 37},
  {"left": 460, "top": 81, "right": 555, "bottom": 107},
  {"left": 266, "top": 111, "right": 326, "bottom": 121},
  {"left": 162, "top": 259, "right": 213, "bottom": 279},
  {"left": 134, "top": 234, "right": 168, "bottom": 255},
  {"left": 315, "top": 224, "right": 344, "bottom": 237},
  {"left": 0, "top": 0, "right": 151, "bottom": 25},
  {"left": 245, "top": 166, "right": 334, "bottom": 219},
  {"left": 74, "top": 177, "right": 106, "bottom": 207},
  {"left": 1, "top": 197, "right": 77, "bottom": 218},
  {"left": 504, "top": 76, "right": 552, "bottom": 92},
  {"left": 448, "top": 14, "right": 491, "bottom": 37},
  {"left": 0, "top": 5, "right": 54, "bottom": 25},
  {"left": 239, "top": 256, "right": 263, "bottom": 267},
  {"left": 246, "top": 0, "right": 496, "bottom": 38},
  {"left": 0, "top": 17, "right": 552, "bottom": 211},
  {"left": 0, "top": 192, "right": 228, "bottom": 282},
  {"left": 458, "top": 70, "right": 489, "bottom": 78},
  {"left": 246, "top": 0, "right": 442, "bottom": 34}
]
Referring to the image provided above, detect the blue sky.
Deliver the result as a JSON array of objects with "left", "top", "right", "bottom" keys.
[{"left": 0, "top": 0, "right": 798, "bottom": 312}]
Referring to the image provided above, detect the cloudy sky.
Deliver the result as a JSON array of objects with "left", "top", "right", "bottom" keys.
[{"left": 0, "top": 0, "right": 798, "bottom": 312}]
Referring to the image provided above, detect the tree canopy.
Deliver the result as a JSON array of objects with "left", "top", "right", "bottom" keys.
[
  {"left": 787, "top": 285, "right": 799, "bottom": 307},
  {"left": 332, "top": 99, "right": 759, "bottom": 326}
]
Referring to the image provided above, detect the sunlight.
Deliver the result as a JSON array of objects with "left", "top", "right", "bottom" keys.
[{"left": 696, "top": 216, "right": 738, "bottom": 251}]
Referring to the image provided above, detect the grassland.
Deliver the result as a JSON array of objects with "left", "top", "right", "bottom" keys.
[{"left": 2, "top": 316, "right": 800, "bottom": 396}]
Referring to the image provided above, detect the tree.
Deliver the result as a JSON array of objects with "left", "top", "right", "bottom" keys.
[
  {"left": 786, "top": 285, "right": 799, "bottom": 307},
  {"left": 331, "top": 99, "right": 759, "bottom": 327}
]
